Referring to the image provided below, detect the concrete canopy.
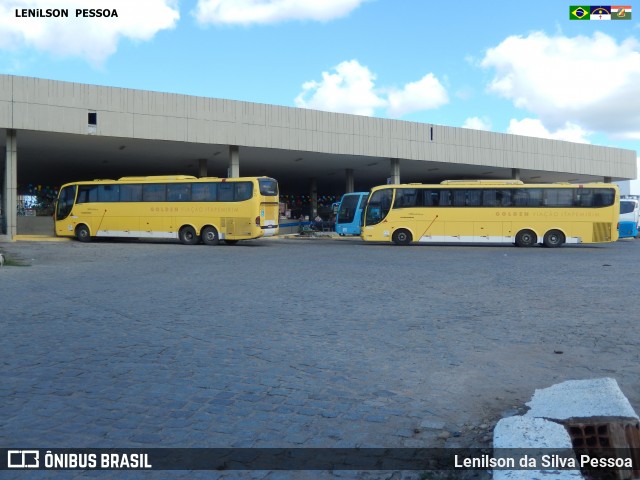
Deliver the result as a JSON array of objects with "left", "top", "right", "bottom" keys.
[
  {"left": 2, "top": 128, "right": 635, "bottom": 196},
  {"left": 1, "top": 74, "right": 637, "bottom": 195}
]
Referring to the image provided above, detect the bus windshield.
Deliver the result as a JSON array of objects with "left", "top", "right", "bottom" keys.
[
  {"left": 620, "top": 200, "right": 636, "bottom": 215},
  {"left": 335, "top": 192, "right": 369, "bottom": 235},
  {"left": 338, "top": 195, "right": 360, "bottom": 223},
  {"left": 364, "top": 188, "right": 392, "bottom": 226}
]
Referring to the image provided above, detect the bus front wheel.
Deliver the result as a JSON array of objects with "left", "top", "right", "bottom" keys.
[
  {"left": 179, "top": 226, "right": 199, "bottom": 245},
  {"left": 392, "top": 229, "right": 412, "bottom": 246},
  {"left": 543, "top": 229, "right": 565, "bottom": 248},
  {"left": 515, "top": 229, "right": 537, "bottom": 248},
  {"left": 76, "top": 224, "right": 91, "bottom": 242},
  {"left": 201, "top": 226, "right": 220, "bottom": 245}
]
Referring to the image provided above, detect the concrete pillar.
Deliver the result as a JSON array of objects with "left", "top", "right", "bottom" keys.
[
  {"left": 228, "top": 145, "right": 240, "bottom": 178},
  {"left": 345, "top": 168, "right": 354, "bottom": 193},
  {"left": 198, "top": 159, "right": 208, "bottom": 178},
  {"left": 390, "top": 158, "right": 400, "bottom": 185},
  {"left": 604, "top": 176, "right": 612, "bottom": 183},
  {"left": 512, "top": 168, "right": 521, "bottom": 180},
  {"left": 310, "top": 178, "right": 318, "bottom": 219},
  {"left": 3, "top": 129, "right": 17, "bottom": 240}
]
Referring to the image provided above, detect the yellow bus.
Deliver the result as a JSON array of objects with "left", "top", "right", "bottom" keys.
[
  {"left": 361, "top": 180, "right": 619, "bottom": 247},
  {"left": 54, "top": 175, "right": 279, "bottom": 245}
]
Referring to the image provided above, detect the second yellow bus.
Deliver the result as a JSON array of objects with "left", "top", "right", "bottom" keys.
[{"left": 361, "top": 180, "right": 619, "bottom": 247}]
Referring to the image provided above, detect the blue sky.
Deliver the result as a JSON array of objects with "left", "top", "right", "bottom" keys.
[{"left": 1, "top": 0, "right": 639, "bottom": 177}]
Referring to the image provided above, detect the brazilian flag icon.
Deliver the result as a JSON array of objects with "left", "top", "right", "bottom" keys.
[{"left": 570, "top": 5, "right": 591, "bottom": 19}]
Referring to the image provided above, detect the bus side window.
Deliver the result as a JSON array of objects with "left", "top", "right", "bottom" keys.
[
  {"left": 76, "top": 187, "right": 88, "bottom": 204},
  {"left": 439, "top": 190, "right": 451, "bottom": 206},
  {"left": 594, "top": 189, "right": 614, "bottom": 207},
  {"left": 602, "top": 189, "right": 615, "bottom": 207},
  {"left": 167, "top": 183, "right": 191, "bottom": 202},
  {"left": 394, "top": 189, "right": 419, "bottom": 208},
  {"left": 527, "top": 189, "right": 543, "bottom": 207},
  {"left": 423, "top": 190, "right": 436, "bottom": 206},
  {"left": 120, "top": 184, "right": 142, "bottom": 202},
  {"left": 218, "top": 183, "right": 234, "bottom": 202},
  {"left": 235, "top": 182, "right": 252, "bottom": 201},
  {"left": 192, "top": 183, "right": 217, "bottom": 201},
  {"left": 513, "top": 191, "right": 528, "bottom": 207},
  {"left": 482, "top": 189, "right": 497, "bottom": 207},
  {"left": 577, "top": 190, "right": 592, "bottom": 207},
  {"left": 544, "top": 188, "right": 573, "bottom": 207},
  {"left": 142, "top": 184, "right": 166, "bottom": 202},
  {"left": 497, "top": 190, "right": 512, "bottom": 207},
  {"left": 467, "top": 190, "right": 481, "bottom": 206},
  {"left": 593, "top": 193, "right": 604, "bottom": 207},
  {"left": 98, "top": 185, "right": 120, "bottom": 202},
  {"left": 77, "top": 185, "right": 99, "bottom": 204},
  {"left": 453, "top": 190, "right": 466, "bottom": 206}
]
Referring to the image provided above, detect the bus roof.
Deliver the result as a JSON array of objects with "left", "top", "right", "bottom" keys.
[
  {"left": 60, "top": 175, "right": 276, "bottom": 188},
  {"left": 118, "top": 175, "right": 198, "bottom": 181},
  {"left": 440, "top": 179, "right": 524, "bottom": 185},
  {"left": 368, "top": 181, "right": 618, "bottom": 192}
]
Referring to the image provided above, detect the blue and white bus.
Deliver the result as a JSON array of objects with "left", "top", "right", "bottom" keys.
[
  {"left": 619, "top": 196, "right": 640, "bottom": 239},
  {"left": 335, "top": 192, "right": 368, "bottom": 236}
]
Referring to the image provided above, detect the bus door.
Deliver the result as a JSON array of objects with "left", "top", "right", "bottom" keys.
[
  {"left": 502, "top": 222, "right": 513, "bottom": 242},
  {"left": 55, "top": 185, "right": 77, "bottom": 235}
]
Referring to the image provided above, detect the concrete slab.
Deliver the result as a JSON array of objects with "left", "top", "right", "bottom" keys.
[
  {"left": 524, "top": 378, "right": 639, "bottom": 420},
  {"left": 493, "top": 416, "right": 583, "bottom": 480},
  {"left": 493, "top": 378, "right": 639, "bottom": 480}
]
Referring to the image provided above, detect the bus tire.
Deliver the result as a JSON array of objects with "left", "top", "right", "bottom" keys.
[
  {"left": 543, "top": 229, "right": 565, "bottom": 248},
  {"left": 179, "top": 226, "right": 199, "bottom": 245},
  {"left": 515, "top": 229, "right": 537, "bottom": 248},
  {"left": 201, "top": 226, "right": 220, "bottom": 245},
  {"left": 392, "top": 229, "right": 412, "bottom": 246},
  {"left": 225, "top": 240, "right": 239, "bottom": 245},
  {"left": 76, "top": 224, "right": 91, "bottom": 242}
]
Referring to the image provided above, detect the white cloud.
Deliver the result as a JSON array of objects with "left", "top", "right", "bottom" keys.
[
  {"left": 295, "top": 60, "right": 448, "bottom": 118},
  {"left": 507, "top": 118, "right": 591, "bottom": 144},
  {"left": 194, "top": 0, "right": 366, "bottom": 26},
  {"left": 0, "top": 0, "right": 179, "bottom": 65},
  {"left": 386, "top": 73, "right": 448, "bottom": 117},
  {"left": 462, "top": 116, "right": 492, "bottom": 131},
  {"left": 294, "top": 60, "right": 386, "bottom": 116},
  {"left": 481, "top": 31, "right": 640, "bottom": 139}
]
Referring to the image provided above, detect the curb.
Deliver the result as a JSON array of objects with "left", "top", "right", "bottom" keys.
[{"left": 14, "top": 235, "right": 71, "bottom": 242}]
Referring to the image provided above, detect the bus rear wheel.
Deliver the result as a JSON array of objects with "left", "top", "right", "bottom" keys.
[
  {"left": 201, "top": 226, "right": 220, "bottom": 245},
  {"left": 392, "top": 229, "right": 412, "bottom": 246},
  {"left": 179, "top": 226, "right": 199, "bottom": 245},
  {"left": 543, "top": 229, "right": 565, "bottom": 248},
  {"left": 515, "top": 229, "right": 537, "bottom": 248},
  {"left": 76, "top": 224, "right": 91, "bottom": 242}
]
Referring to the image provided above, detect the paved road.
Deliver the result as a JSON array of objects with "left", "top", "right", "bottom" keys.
[{"left": 2, "top": 237, "right": 640, "bottom": 479}]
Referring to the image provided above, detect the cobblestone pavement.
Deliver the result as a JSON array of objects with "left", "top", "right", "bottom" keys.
[{"left": 2, "top": 237, "right": 640, "bottom": 479}]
